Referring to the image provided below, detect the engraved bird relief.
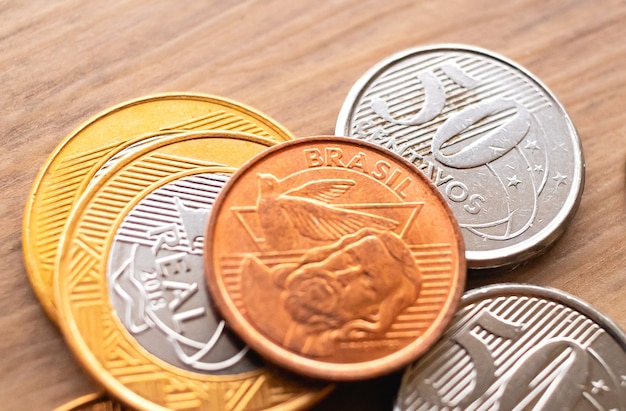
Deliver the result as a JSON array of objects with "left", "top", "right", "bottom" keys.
[{"left": 255, "top": 173, "right": 399, "bottom": 250}]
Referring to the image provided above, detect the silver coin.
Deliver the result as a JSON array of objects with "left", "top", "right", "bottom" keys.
[
  {"left": 394, "top": 284, "right": 626, "bottom": 410},
  {"left": 336, "top": 45, "right": 584, "bottom": 268},
  {"left": 107, "top": 172, "right": 261, "bottom": 374}
]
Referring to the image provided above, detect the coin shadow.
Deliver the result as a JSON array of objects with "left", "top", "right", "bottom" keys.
[{"left": 309, "top": 371, "right": 403, "bottom": 411}]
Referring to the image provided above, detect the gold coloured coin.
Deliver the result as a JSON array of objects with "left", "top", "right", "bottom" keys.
[
  {"left": 23, "top": 93, "right": 293, "bottom": 323},
  {"left": 54, "top": 392, "right": 131, "bottom": 411},
  {"left": 55, "top": 131, "right": 330, "bottom": 411},
  {"left": 204, "top": 136, "right": 466, "bottom": 380}
]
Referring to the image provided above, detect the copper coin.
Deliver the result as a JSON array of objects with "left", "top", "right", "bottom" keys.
[{"left": 204, "top": 136, "right": 466, "bottom": 380}]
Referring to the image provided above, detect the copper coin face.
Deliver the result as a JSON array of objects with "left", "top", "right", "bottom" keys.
[{"left": 205, "top": 136, "right": 466, "bottom": 380}]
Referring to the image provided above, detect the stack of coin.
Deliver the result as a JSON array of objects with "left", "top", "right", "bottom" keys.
[
  {"left": 22, "top": 45, "right": 625, "bottom": 410},
  {"left": 24, "top": 94, "right": 333, "bottom": 410}
]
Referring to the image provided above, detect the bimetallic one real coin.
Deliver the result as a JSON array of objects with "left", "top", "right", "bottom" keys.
[
  {"left": 336, "top": 45, "right": 584, "bottom": 269},
  {"left": 55, "top": 131, "right": 330, "bottom": 411},
  {"left": 204, "top": 136, "right": 466, "bottom": 381},
  {"left": 394, "top": 284, "right": 626, "bottom": 410},
  {"left": 54, "top": 392, "right": 131, "bottom": 411},
  {"left": 24, "top": 93, "right": 293, "bottom": 322}
]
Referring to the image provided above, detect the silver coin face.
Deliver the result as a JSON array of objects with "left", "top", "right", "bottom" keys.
[
  {"left": 107, "top": 173, "right": 261, "bottom": 374},
  {"left": 394, "top": 284, "right": 626, "bottom": 410},
  {"left": 336, "top": 45, "right": 584, "bottom": 268}
]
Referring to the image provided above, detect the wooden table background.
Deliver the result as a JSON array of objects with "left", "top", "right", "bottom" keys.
[{"left": 1, "top": 1, "right": 624, "bottom": 409}]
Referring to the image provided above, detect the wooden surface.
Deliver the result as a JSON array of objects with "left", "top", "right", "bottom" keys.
[{"left": 1, "top": 1, "right": 624, "bottom": 409}]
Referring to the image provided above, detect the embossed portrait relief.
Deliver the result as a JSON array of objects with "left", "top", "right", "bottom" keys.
[
  {"left": 228, "top": 166, "right": 428, "bottom": 358},
  {"left": 207, "top": 138, "right": 465, "bottom": 379},
  {"left": 242, "top": 227, "right": 422, "bottom": 356}
]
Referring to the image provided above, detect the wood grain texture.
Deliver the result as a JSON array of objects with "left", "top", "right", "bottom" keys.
[{"left": 0, "top": 0, "right": 623, "bottom": 409}]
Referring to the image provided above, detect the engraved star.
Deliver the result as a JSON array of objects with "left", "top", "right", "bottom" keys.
[
  {"left": 591, "top": 379, "right": 610, "bottom": 394},
  {"left": 507, "top": 175, "right": 522, "bottom": 188},
  {"left": 552, "top": 172, "right": 568, "bottom": 187},
  {"left": 552, "top": 142, "right": 568, "bottom": 153},
  {"left": 525, "top": 140, "right": 540, "bottom": 151}
]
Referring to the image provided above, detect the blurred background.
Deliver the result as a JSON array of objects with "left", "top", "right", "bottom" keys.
[{"left": 1, "top": 1, "right": 624, "bottom": 409}]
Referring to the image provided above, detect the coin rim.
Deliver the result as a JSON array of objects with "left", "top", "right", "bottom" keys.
[
  {"left": 53, "top": 392, "right": 109, "bottom": 411},
  {"left": 23, "top": 92, "right": 294, "bottom": 323},
  {"left": 335, "top": 44, "right": 585, "bottom": 269},
  {"left": 55, "top": 131, "right": 330, "bottom": 411},
  {"left": 395, "top": 283, "right": 626, "bottom": 409},
  {"left": 461, "top": 283, "right": 626, "bottom": 348},
  {"left": 204, "top": 135, "right": 467, "bottom": 381}
]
